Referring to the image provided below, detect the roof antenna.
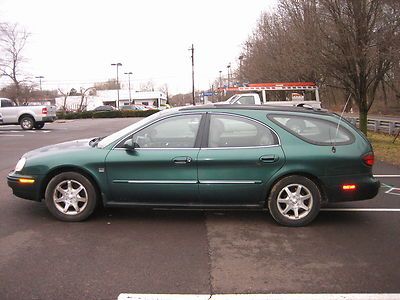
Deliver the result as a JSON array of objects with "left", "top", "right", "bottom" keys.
[{"left": 332, "top": 93, "right": 352, "bottom": 153}]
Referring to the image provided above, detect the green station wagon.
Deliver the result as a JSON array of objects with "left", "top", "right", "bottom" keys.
[{"left": 7, "top": 105, "right": 380, "bottom": 226}]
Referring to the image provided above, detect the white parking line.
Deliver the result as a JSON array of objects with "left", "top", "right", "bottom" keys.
[
  {"left": 321, "top": 208, "right": 400, "bottom": 212},
  {"left": 0, "top": 134, "right": 24, "bottom": 137},
  {"left": 375, "top": 175, "right": 400, "bottom": 178},
  {"left": 118, "top": 295, "right": 208, "bottom": 300},
  {"left": 118, "top": 294, "right": 400, "bottom": 300}
]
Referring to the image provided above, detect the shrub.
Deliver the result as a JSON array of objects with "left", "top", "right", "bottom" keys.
[{"left": 57, "top": 109, "right": 160, "bottom": 119}]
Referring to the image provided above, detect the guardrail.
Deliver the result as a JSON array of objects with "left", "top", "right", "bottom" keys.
[{"left": 346, "top": 117, "right": 400, "bottom": 135}]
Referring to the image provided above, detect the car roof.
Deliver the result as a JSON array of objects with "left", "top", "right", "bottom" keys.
[{"left": 178, "top": 104, "right": 330, "bottom": 115}]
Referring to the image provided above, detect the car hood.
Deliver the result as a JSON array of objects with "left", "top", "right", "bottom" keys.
[{"left": 24, "top": 138, "right": 94, "bottom": 159}]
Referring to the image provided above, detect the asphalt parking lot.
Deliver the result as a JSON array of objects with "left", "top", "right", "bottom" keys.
[{"left": 1, "top": 118, "right": 400, "bottom": 299}]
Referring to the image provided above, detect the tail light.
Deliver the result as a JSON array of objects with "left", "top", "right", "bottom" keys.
[
  {"left": 42, "top": 107, "right": 48, "bottom": 115},
  {"left": 362, "top": 153, "right": 374, "bottom": 167}
]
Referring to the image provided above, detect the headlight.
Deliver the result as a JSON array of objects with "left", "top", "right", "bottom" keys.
[{"left": 15, "top": 157, "right": 26, "bottom": 172}]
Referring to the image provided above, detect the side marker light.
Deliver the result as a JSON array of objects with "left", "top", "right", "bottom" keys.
[
  {"left": 19, "top": 178, "right": 35, "bottom": 184},
  {"left": 343, "top": 184, "right": 356, "bottom": 191}
]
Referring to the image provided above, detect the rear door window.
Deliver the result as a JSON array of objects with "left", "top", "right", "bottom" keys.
[
  {"left": 236, "top": 96, "right": 256, "bottom": 105},
  {"left": 208, "top": 114, "right": 279, "bottom": 148},
  {"left": 269, "top": 114, "right": 354, "bottom": 145}
]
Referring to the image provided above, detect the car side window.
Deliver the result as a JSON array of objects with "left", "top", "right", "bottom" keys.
[
  {"left": 118, "top": 114, "right": 202, "bottom": 149},
  {"left": 1, "top": 99, "right": 14, "bottom": 107},
  {"left": 236, "top": 96, "right": 255, "bottom": 105},
  {"left": 269, "top": 115, "right": 354, "bottom": 145},
  {"left": 208, "top": 114, "right": 278, "bottom": 148}
]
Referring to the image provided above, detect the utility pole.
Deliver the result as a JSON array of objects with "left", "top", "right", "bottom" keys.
[
  {"left": 189, "top": 44, "right": 195, "bottom": 105},
  {"left": 218, "top": 70, "right": 223, "bottom": 101},
  {"left": 35, "top": 76, "right": 44, "bottom": 91},
  {"left": 111, "top": 63, "right": 122, "bottom": 109},
  {"left": 238, "top": 55, "right": 243, "bottom": 82},
  {"left": 124, "top": 72, "right": 133, "bottom": 104},
  {"left": 227, "top": 63, "right": 231, "bottom": 88}
]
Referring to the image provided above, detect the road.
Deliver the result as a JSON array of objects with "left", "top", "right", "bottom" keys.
[{"left": 1, "top": 118, "right": 400, "bottom": 299}]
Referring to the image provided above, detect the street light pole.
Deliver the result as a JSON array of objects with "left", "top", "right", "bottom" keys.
[
  {"left": 111, "top": 63, "right": 122, "bottom": 109},
  {"left": 219, "top": 70, "right": 222, "bottom": 88},
  {"left": 35, "top": 76, "right": 44, "bottom": 91},
  {"left": 124, "top": 72, "right": 133, "bottom": 104},
  {"left": 189, "top": 44, "right": 195, "bottom": 105}
]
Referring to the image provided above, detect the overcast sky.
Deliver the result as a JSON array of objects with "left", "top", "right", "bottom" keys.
[{"left": 0, "top": 0, "right": 277, "bottom": 94}]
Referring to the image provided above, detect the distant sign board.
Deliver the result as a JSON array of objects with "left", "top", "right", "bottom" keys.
[{"left": 201, "top": 91, "right": 215, "bottom": 97}]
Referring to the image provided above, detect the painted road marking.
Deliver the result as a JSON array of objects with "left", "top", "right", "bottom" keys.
[
  {"left": 118, "top": 294, "right": 400, "bottom": 300},
  {"left": 0, "top": 130, "right": 51, "bottom": 136},
  {"left": 375, "top": 175, "right": 400, "bottom": 178},
  {"left": 321, "top": 208, "right": 400, "bottom": 212},
  {"left": 24, "top": 130, "right": 51, "bottom": 133},
  {"left": 118, "top": 295, "right": 208, "bottom": 300},
  {"left": 381, "top": 183, "right": 400, "bottom": 196}
]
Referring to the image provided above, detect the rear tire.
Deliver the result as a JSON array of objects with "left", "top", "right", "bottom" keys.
[
  {"left": 268, "top": 175, "right": 321, "bottom": 226},
  {"left": 45, "top": 172, "right": 97, "bottom": 222},
  {"left": 34, "top": 122, "right": 45, "bottom": 129},
  {"left": 20, "top": 116, "right": 34, "bottom": 130}
]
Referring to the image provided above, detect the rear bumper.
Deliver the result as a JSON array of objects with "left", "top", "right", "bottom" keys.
[
  {"left": 7, "top": 172, "right": 42, "bottom": 202},
  {"left": 320, "top": 174, "right": 380, "bottom": 202},
  {"left": 41, "top": 116, "right": 56, "bottom": 122}
]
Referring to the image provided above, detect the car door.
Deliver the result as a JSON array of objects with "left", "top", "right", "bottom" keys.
[
  {"left": 0, "top": 99, "right": 16, "bottom": 123},
  {"left": 197, "top": 113, "right": 285, "bottom": 206},
  {"left": 105, "top": 113, "right": 204, "bottom": 205}
]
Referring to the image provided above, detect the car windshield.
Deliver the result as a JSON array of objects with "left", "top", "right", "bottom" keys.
[{"left": 97, "top": 108, "right": 179, "bottom": 148}]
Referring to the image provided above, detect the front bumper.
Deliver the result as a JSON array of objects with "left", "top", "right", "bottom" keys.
[
  {"left": 7, "top": 172, "right": 42, "bottom": 202},
  {"left": 320, "top": 174, "right": 380, "bottom": 202}
]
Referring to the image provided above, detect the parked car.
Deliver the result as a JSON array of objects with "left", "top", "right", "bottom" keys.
[
  {"left": 0, "top": 98, "right": 57, "bottom": 130},
  {"left": 92, "top": 105, "right": 115, "bottom": 112},
  {"left": 7, "top": 104, "right": 379, "bottom": 226},
  {"left": 120, "top": 105, "right": 147, "bottom": 111}
]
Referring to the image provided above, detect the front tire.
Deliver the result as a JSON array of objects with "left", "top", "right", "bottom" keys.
[
  {"left": 268, "top": 175, "right": 321, "bottom": 226},
  {"left": 20, "top": 116, "right": 34, "bottom": 130},
  {"left": 45, "top": 172, "right": 97, "bottom": 222}
]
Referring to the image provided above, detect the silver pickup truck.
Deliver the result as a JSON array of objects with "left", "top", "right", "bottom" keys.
[{"left": 0, "top": 98, "right": 57, "bottom": 130}]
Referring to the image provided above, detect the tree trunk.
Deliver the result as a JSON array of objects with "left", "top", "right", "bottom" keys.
[{"left": 359, "top": 95, "right": 368, "bottom": 135}]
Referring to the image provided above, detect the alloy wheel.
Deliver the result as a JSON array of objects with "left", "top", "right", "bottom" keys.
[
  {"left": 276, "top": 183, "right": 313, "bottom": 220},
  {"left": 53, "top": 180, "right": 88, "bottom": 215}
]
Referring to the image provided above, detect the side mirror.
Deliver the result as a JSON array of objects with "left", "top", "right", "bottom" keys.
[{"left": 123, "top": 139, "right": 140, "bottom": 151}]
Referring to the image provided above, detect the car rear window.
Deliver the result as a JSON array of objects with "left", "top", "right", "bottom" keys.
[{"left": 269, "top": 114, "right": 354, "bottom": 145}]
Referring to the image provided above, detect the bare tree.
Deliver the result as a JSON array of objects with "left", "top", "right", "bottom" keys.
[
  {"left": 0, "top": 23, "right": 30, "bottom": 104},
  {"left": 237, "top": 0, "right": 400, "bottom": 134},
  {"left": 140, "top": 80, "right": 155, "bottom": 92},
  {"left": 58, "top": 88, "right": 71, "bottom": 112},
  {"left": 78, "top": 87, "right": 95, "bottom": 112},
  {"left": 317, "top": 0, "right": 400, "bottom": 133},
  {"left": 94, "top": 79, "right": 119, "bottom": 90}
]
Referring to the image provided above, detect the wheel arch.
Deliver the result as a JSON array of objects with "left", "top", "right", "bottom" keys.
[
  {"left": 40, "top": 166, "right": 103, "bottom": 206},
  {"left": 18, "top": 113, "right": 35, "bottom": 123},
  {"left": 265, "top": 171, "right": 327, "bottom": 207}
]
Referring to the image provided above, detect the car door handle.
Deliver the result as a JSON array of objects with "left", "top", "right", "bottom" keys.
[
  {"left": 259, "top": 155, "right": 278, "bottom": 163},
  {"left": 173, "top": 156, "right": 192, "bottom": 164}
]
